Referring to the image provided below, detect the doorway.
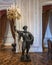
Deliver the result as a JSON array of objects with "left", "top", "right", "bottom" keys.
[{"left": 42, "top": 5, "right": 52, "bottom": 52}]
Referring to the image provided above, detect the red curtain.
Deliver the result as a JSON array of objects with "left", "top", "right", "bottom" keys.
[
  {"left": 42, "top": 11, "right": 49, "bottom": 50},
  {"left": 0, "top": 10, "right": 7, "bottom": 43},
  {"left": 0, "top": 10, "right": 15, "bottom": 44},
  {"left": 42, "top": 11, "right": 49, "bottom": 40},
  {"left": 0, "top": 10, "right": 7, "bottom": 40}
]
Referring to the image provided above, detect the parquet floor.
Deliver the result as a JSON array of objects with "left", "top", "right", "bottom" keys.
[{"left": 0, "top": 46, "right": 52, "bottom": 65}]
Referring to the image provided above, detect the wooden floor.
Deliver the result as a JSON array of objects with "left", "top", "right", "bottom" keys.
[{"left": 0, "top": 46, "right": 52, "bottom": 65}]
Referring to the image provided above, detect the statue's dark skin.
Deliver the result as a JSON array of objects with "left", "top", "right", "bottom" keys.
[{"left": 15, "top": 26, "right": 34, "bottom": 61}]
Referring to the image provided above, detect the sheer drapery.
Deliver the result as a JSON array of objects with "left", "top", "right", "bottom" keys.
[{"left": 49, "top": 11, "right": 52, "bottom": 35}]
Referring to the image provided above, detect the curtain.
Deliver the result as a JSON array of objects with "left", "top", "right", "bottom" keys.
[
  {"left": 42, "top": 11, "right": 49, "bottom": 40},
  {"left": 49, "top": 11, "right": 52, "bottom": 35},
  {"left": 42, "top": 11, "right": 49, "bottom": 50},
  {"left": 0, "top": 10, "right": 7, "bottom": 43},
  {"left": 0, "top": 10, "right": 15, "bottom": 44}
]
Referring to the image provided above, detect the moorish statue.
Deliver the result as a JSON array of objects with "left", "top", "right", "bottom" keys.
[{"left": 14, "top": 26, "right": 34, "bottom": 61}]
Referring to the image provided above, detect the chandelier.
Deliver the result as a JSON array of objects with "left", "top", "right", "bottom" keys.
[{"left": 7, "top": 2, "right": 21, "bottom": 21}]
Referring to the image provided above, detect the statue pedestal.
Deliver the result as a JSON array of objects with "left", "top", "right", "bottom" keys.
[{"left": 20, "top": 54, "right": 31, "bottom": 62}]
